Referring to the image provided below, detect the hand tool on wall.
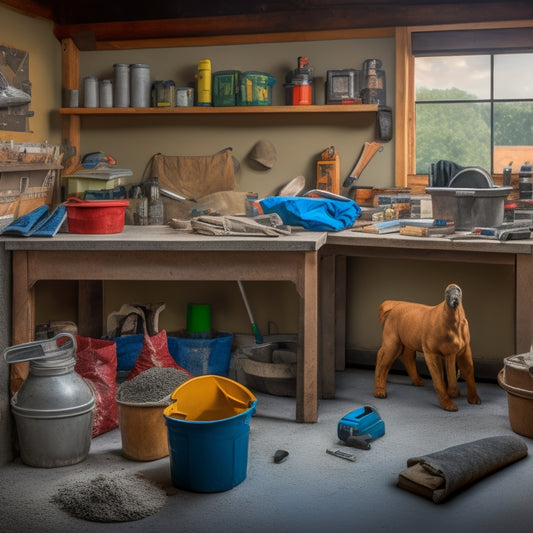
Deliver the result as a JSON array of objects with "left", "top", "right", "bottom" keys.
[{"left": 343, "top": 141, "right": 383, "bottom": 188}]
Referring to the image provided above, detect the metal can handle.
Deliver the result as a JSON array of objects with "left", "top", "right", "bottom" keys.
[{"left": 3, "top": 332, "right": 76, "bottom": 364}]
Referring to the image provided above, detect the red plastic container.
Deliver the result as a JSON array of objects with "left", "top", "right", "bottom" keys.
[
  {"left": 292, "top": 84, "right": 312, "bottom": 105},
  {"left": 65, "top": 197, "right": 129, "bottom": 234}
]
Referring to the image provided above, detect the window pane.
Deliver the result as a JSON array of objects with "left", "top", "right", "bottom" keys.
[
  {"left": 494, "top": 54, "right": 533, "bottom": 99},
  {"left": 415, "top": 56, "right": 491, "bottom": 100},
  {"left": 493, "top": 101, "right": 533, "bottom": 173},
  {"left": 415, "top": 102, "right": 491, "bottom": 174}
]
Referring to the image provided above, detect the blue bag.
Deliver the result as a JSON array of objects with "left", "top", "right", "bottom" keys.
[{"left": 255, "top": 196, "right": 360, "bottom": 231}]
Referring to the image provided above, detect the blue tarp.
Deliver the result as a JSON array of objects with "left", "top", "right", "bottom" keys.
[{"left": 255, "top": 196, "right": 360, "bottom": 232}]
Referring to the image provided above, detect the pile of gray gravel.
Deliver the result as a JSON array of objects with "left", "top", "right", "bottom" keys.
[
  {"left": 116, "top": 366, "right": 191, "bottom": 405},
  {"left": 52, "top": 472, "right": 167, "bottom": 522}
]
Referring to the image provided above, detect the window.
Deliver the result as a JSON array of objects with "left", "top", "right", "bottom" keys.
[
  {"left": 414, "top": 52, "right": 533, "bottom": 175},
  {"left": 407, "top": 27, "right": 533, "bottom": 179}
]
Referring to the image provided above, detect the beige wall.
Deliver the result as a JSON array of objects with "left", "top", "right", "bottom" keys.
[
  {"left": 78, "top": 38, "right": 395, "bottom": 196},
  {"left": 0, "top": 4, "right": 61, "bottom": 143},
  {"left": 3, "top": 10, "right": 513, "bottom": 363}
]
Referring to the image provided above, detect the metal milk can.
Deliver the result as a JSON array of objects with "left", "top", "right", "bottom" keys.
[{"left": 3, "top": 333, "right": 95, "bottom": 468}]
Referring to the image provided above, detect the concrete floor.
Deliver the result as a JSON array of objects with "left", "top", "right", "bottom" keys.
[{"left": 1, "top": 368, "right": 533, "bottom": 533}]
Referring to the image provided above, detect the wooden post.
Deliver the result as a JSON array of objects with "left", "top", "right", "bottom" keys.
[
  {"left": 10, "top": 251, "right": 34, "bottom": 394},
  {"left": 61, "top": 38, "right": 80, "bottom": 177}
]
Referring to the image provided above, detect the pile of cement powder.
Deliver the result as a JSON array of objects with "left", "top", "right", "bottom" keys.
[
  {"left": 52, "top": 472, "right": 167, "bottom": 522},
  {"left": 116, "top": 366, "right": 191, "bottom": 404}
]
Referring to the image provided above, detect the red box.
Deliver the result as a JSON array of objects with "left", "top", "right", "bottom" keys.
[{"left": 65, "top": 198, "right": 129, "bottom": 234}]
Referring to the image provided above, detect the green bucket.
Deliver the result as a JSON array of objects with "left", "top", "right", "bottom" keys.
[{"left": 186, "top": 304, "right": 211, "bottom": 335}]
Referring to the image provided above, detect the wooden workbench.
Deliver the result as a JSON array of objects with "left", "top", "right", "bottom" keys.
[
  {"left": 3, "top": 226, "right": 533, "bottom": 422},
  {"left": 319, "top": 229, "right": 533, "bottom": 398},
  {"left": 3, "top": 226, "right": 327, "bottom": 423}
]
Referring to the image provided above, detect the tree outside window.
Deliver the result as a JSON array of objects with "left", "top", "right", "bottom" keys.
[{"left": 415, "top": 53, "right": 533, "bottom": 176}]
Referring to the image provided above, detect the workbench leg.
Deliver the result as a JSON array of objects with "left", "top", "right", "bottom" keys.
[
  {"left": 10, "top": 251, "right": 34, "bottom": 394},
  {"left": 78, "top": 281, "right": 104, "bottom": 338},
  {"left": 516, "top": 254, "right": 533, "bottom": 354},
  {"left": 335, "top": 255, "right": 347, "bottom": 371},
  {"left": 319, "top": 253, "right": 336, "bottom": 399},
  {"left": 297, "top": 252, "right": 319, "bottom": 423}
]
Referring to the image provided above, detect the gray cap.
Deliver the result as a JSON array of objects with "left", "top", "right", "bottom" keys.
[{"left": 249, "top": 140, "right": 277, "bottom": 169}]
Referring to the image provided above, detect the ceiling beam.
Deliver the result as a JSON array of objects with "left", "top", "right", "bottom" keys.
[{"left": 51, "top": 2, "right": 533, "bottom": 49}]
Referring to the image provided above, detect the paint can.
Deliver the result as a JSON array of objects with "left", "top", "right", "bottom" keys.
[{"left": 176, "top": 87, "right": 194, "bottom": 107}]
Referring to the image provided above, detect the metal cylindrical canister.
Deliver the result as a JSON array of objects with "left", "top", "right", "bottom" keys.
[
  {"left": 130, "top": 64, "right": 151, "bottom": 107},
  {"left": 4, "top": 333, "right": 95, "bottom": 468},
  {"left": 197, "top": 59, "right": 212, "bottom": 106},
  {"left": 519, "top": 162, "right": 533, "bottom": 199},
  {"left": 83, "top": 76, "right": 99, "bottom": 107},
  {"left": 176, "top": 87, "right": 194, "bottom": 107},
  {"left": 113, "top": 63, "right": 130, "bottom": 107},
  {"left": 99, "top": 79, "right": 113, "bottom": 107},
  {"left": 62, "top": 88, "right": 79, "bottom": 108}
]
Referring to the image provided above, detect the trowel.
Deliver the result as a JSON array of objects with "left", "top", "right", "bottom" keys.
[{"left": 343, "top": 141, "right": 383, "bottom": 188}]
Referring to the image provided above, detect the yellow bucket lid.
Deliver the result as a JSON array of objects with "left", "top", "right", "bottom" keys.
[{"left": 164, "top": 375, "right": 256, "bottom": 422}]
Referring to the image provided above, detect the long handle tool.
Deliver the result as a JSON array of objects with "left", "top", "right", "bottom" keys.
[
  {"left": 343, "top": 141, "right": 383, "bottom": 188},
  {"left": 237, "top": 280, "right": 263, "bottom": 344}
]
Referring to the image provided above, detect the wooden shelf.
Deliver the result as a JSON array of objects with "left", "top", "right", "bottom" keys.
[
  {"left": 60, "top": 104, "right": 378, "bottom": 115},
  {"left": 0, "top": 162, "right": 62, "bottom": 172}
]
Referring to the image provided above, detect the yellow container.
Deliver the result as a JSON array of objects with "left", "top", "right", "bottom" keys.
[
  {"left": 164, "top": 375, "right": 256, "bottom": 421},
  {"left": 196, "top": 59, "right": 212, "bottom": 106},
  {"left": 117, "top": 402, "right": 169, "bottom": 461}
]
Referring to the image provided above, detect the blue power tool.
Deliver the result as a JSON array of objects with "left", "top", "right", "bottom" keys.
[{"left": 337, "top": 405, "right": 385, "bottom": 450}]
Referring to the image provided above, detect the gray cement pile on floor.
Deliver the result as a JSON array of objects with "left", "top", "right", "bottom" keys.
[{"left": 52, "top": 471, "right": 167, "bottom": 522}]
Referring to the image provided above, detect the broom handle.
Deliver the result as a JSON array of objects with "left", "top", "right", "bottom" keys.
[
  {"left": 237, "top": 280, "right": 263, "bottom": 343},
  {"left": 237, "top": 281, "right": 254, "bottom": 323}
]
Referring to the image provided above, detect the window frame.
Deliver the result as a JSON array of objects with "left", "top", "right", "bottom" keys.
[{"left": 395, "top": 20, "right": 533, "bottom": 192}]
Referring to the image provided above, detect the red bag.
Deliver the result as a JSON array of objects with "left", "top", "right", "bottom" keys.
[
  {"left": 75, "top": 335, "right": 118, "bottom": 438},
  {"left": 127, "top": 330, "right": 192, "bottom": 381}
]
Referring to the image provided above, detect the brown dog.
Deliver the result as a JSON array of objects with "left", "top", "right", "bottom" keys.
[{"left": 374, "top": 284, "right": 481, "bottom": 411}]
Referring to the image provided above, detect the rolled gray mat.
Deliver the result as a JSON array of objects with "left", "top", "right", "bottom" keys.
[{"left": 398, "top": 435, "right": 528, "bottom": 503}]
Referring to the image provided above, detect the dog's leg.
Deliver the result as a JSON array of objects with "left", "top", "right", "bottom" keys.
[
  {"left": 424, "top": 352, "right": 458, "bottom": 411},
  {"left": 374, "top": 340, "right": 402, "bottom": 399},
  {"left": 444, "top": 355, "right": 459, "bottom": 398},
  {"left": 400, "top": 349, "right": 424, "bottom": 387},
  {"left": 456, "top": 347, "right": 481, "bottom": 405}
]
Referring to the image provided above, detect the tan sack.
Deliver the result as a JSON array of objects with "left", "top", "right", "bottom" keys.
[{"left": 150, "top": 148, "right": 237, "bottom": 201}]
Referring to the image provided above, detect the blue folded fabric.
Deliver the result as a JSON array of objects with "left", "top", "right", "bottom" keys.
[
  {"left": 0, "top": 204, "right": 67, "bottom": 237},
  {"left": 0, "top": 205, "right": 49, "bottom": 236},
  {"left": 30, "top": 205, "right": 67, "bottom": 237},
  {"left": 255, "top": 196, "right": 360, "bottom": 231}
]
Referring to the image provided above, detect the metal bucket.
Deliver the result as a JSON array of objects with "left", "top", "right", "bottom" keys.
[{"left": 4, "top": 333, "right": 95, "bottom": 467}]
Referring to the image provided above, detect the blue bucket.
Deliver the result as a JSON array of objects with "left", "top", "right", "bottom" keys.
[{"left": 164, "top": 375, "right": 257, "bottom": 492}]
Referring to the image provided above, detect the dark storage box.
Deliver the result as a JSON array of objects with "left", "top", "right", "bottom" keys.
[{"left": 426, "top": 186, "right": 512, "bottom": 230}]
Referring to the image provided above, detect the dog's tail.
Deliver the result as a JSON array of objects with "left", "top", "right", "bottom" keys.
[{"left": 378, "top": 300, "right": 401, "bottom": 324}]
